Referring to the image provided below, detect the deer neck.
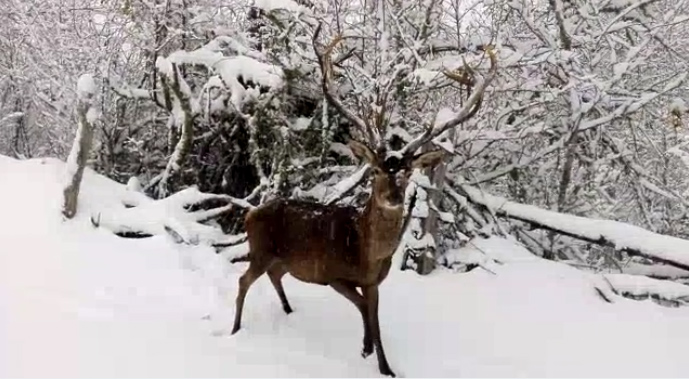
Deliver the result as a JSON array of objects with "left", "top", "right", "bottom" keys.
[{"left": 359, "top": 196, "right": 404, "bottom": 262}]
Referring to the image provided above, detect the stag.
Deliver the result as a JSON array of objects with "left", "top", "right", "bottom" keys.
[{"left": 231, "top": 25, "right": 497, "bottom": 377}]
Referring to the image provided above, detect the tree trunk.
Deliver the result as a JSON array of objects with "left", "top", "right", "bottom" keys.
[
  {"left": 417, "top": 140, "right": 450, "bottom": 275},
  {"left": 62, "top": 75, "right": 97, "bottom": 219}
]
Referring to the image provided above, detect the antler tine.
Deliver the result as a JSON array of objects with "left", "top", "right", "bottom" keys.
[
  {"left": 313, "top": 23, "right": 377, "bottom": 148},
  {"left": 400, "top": 46, "right": 498, "bottom": 156}
]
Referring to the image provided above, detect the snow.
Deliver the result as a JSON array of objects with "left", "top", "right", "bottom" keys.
[
  {"left": 290, "top": 116, "right": 312, "bottom": 131},
  {"left": 77, "top": 73, "right": 96, "bottom": 101},
  {"left": 254, "top": 0, "right": 304, "bottom": 13},
  {"left": 64, "top": 74, "right": 99, "bottom": 186},
  {"left": 329, "top": 142, "right": 357, "bottom": 159},
  {"left": 405, "top": 232, "right": 436, "bottom": 250},
  {"left": 622, "top": 262, "right": 689, "bottom": 279},
  {"left": 0, "top": 111, "right": 24, "bottom": 125},
  {"left": 165, "top": 48, "right": 283, "bottom": 93},
  {"left": 604, "top": 274, "right": 689, "bottom": 304},
  {"left": 324, "top": 164, "right": 369, "bottom": 205},
  {"left": 411, "top": 68, "right": 441, "bottom": 85},
  {"left": 86, "top": 106, "right": 100, "bottom": 124},
  {"left": 671, "top": 97, "right": 688, "bottom": 114},
  {"left": 126, "top": 176, "right": 143, "bottom": 193},
  {"left": 155, "top": 56, "right": 174, "bottom": 77},
  {"left": 64, "top": 129, "right": 83, "bottom": 180},
  {"left": 94, "top": 186, "right": 243, "bottom": 245},
  {"left": 386, "top": 126, "right": 413, "bottom": 143},
  {"left": 434, "top": 107, "right": 457, "bottom": 129},
  {"left": 450, "top": 235, "right": 537, "bottom": 264},
  {"left": 5, "top": 155, "right": 689, "bottom": 376},
  {"left": 200, "top": 49, "right": 280, "bottom": 110}
]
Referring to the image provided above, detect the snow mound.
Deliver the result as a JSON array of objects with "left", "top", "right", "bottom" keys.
[{"left": 3, "top": 155, "right": 689, "bottom": 377}]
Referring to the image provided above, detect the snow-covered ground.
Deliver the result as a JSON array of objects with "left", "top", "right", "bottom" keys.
[{"left": 3, "top": 155, "right": 689, "bottom": 377}]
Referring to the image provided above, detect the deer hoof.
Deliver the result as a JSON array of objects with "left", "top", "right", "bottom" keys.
[
  {"left": 283, "top": 305, "right": 294, "bottom": 314},
  {"left": 379, "top": 365, "right": 396, "bottom": 378},
  {"left": 361, "top": 345, "right": 373, "bottom": 358},
  {"left": 230, "top": 325, "right": 240, "bottom": 335}
]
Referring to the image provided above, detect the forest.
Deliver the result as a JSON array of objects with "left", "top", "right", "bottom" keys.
[{"left": 5, "top": 0, "right": 689, "bottom": 376}]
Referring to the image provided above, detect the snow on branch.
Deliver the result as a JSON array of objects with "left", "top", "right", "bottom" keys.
[
  {"left": 459, "top": 184, "right": 689, "bottom": 271},
  {"left": 107, "top": 79, "right": 155, "bottom": 100},
  {"left": 95, "top": 186, "right": 250, "bottom": 247},
  {"left": 292, "top": 164, "right": 370, "bottom": 205},
  {"left": 580, "top": 73, "right": 687, "bottom": 132},
  {"left": 324, "top": 164, "right": 370, "bottom": 205},
  {"left": 163, "top": 42, "right": 283, "bottom": 111},
  {"left": 602, "top": 274, "right": 689, "bottom": 307},
  {"left": 156, "top": 62, "right": 195, "bottom": 197},
  {"left": 622, "top": 262, "right": 689, "bottom": 280},
  {"left": 254, "top": 0, "right": 306, "bottom": 13},
  {"left": 0, "top": 112, "right": 24, "bottom": 125},
  {"left": 401, "top": 46, "right": 498, "bottom": 155}
]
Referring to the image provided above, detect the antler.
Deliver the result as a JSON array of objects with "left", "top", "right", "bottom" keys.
[
  {"left": 312, "top": 23, "right": 377, "bottom": 149},
  {"left": 400, "top": 46, "right": 498, "bottom": 156}
]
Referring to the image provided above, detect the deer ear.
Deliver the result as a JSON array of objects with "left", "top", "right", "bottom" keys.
[
  {"left": 411, "top": 150, "right": 444, "bottom": 169},
  {"left": 348, "top": 140, "right": 376, "bottom": 164}
]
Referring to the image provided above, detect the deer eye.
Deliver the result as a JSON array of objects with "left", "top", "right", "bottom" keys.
[{"left": 372, "top": 167, "right": 383, "bottom": 175}]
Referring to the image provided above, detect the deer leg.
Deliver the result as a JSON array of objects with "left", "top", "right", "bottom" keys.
[
  {"left": 330, "top": 281, "right": 373, "bottom": 358},
  {"left": 363, "top": 285, "right": 395, "bottom": 377},
  {"left": 231, "top": 260, "right": 269, "bottom": 335},
  {"left": 267, "top": 265, "right": 293, "bottom": 314}
]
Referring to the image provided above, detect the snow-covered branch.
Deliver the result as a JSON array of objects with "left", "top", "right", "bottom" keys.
[
  {"left": 459, "top": 184, "right": 689, "bottom": 271},
  {"left": 156, "top": 62, "right": 196, "bottom": 198},
  {"left": 324, "top": 164, "right": 370, "bottom": 205},
  {"left": 95, "top": 186, "right": 249, "bottom": 247},
  {"left": 601, "top": 273, "right": 689, "bottom": 307},
  {"left": 401, "top": 47, "right": 498, "bottom": 155}
]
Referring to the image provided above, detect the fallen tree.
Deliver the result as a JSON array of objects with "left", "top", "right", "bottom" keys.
[{"left": 453, "top": 182, "right": 689, "bottom": 271}]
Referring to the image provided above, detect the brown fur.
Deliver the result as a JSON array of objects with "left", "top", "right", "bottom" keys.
[{"left": 231, "top": 141, "right": 443, "bottom": 377}]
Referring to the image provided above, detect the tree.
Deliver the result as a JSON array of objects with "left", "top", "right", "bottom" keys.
[{"left": 62, "top": 73, "right": 99, "bottom": 219}]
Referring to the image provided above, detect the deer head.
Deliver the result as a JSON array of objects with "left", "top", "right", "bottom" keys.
[{"left": 348, "top": 140, "right": 444, "bottom": 210}]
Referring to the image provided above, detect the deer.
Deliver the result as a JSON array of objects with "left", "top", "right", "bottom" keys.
[{"left": 230, "top": 24, "right": 497, "bottom": 378}]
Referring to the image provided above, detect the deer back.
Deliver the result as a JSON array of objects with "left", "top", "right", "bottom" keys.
[{"left": 245, "top": 198, "right": 365, "bottom": 283}]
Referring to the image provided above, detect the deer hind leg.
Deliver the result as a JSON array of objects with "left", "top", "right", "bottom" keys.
[
  {"left": 363, "top": 285, "right": 395, "bottom": 377},
  {"left": 330, "top": 280, "right": 373, "bottom": 358},
  {"left": 267, "top": 265, "right": 293, "bottom": 314},
  {"left": 231, "top": 259, "right": 270, "bottom": 335}
]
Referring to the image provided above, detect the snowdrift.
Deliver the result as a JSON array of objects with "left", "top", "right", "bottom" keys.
[{"left": 2, "top": 155, "right": 689, "bottom": 377}]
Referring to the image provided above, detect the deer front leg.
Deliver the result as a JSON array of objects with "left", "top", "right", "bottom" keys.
[
  {"left": 363, "top": 285, "right": 395, "bottom": 377},
  {"left": 329, "top": 280, "right": 373, "bottom": 358}
]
